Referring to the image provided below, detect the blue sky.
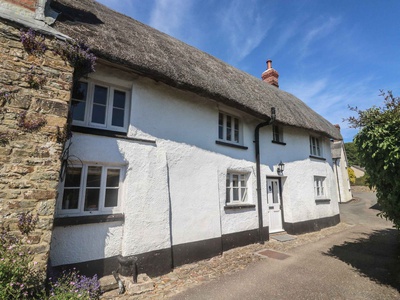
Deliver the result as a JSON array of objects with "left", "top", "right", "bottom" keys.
[{"left": 97, "top": 0, "right": 400, "bottom": 142}]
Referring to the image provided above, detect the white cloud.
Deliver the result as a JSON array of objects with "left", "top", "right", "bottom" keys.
[
  {"left": 149, "top": 0, "right": 193, "bottom": 39},
  {"left": 285, "top": 74, "right": 381, "bottom": 142},
  {"left": 300, "top": 16, "right": 341, "bottom": 58},
  {"left": 219, "top": 0, "right": 273, "bottom": 63}
]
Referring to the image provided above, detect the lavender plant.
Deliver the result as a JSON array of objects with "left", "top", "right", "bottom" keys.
[
  {"left": 17, "top": 212, "right": 38, "bottom": 236},
  {"left": 26, "top": 65, "right": 47, "bottom": 89},
  {"left": 17, "top": 111, "right": 47, "bottom": 132},
  {"left": 0, "top": 215, "right": 44, "bottom": 299},
  {"left": 48, "top": 269, "right": 101, "bottom": 300},
  {"left": 20, "top": 28, "right": 47, "bottom": 56},
  {"left": 53, "top": 39, "right": 96, "bottom": 80}
]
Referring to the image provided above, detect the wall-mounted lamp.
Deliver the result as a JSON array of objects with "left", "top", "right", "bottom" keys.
[{"left": 277, "top": 161, "right": 285, "bottom": 176}]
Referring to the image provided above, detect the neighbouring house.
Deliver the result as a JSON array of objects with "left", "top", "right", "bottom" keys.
[
  {"left": 0, "top": 0, "right": 343, "bottom": 279},
  {"left": 351, "top": 165, "right": 366, "bottom": 178},
  {"left": 331, "top": 126, "right": 352, "bottom": 203}
]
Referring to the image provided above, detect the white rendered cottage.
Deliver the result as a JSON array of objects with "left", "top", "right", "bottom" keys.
[{"left": 44, "top": 0, "right": 343, "bottom": 277}]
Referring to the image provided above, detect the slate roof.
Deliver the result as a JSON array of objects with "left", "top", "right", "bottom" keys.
[{"left": 50, "top": 0, "right": 342, "bottom": 140}]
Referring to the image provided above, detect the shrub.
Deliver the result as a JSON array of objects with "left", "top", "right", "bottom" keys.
[
  {"left": 20, "top": 28, "right": 46, "bottom": 56},
  {"left": 0, "top": 213, "right": 43, "bottom": 299},
  {"left": 347, "top": 167, "right": 356, "bottom": 185},
  {"left": 48, "top": 269, "right": 101, "bottom": 300}
]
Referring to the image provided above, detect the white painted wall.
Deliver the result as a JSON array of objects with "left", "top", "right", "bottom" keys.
[{"left": 51, "top": 64, "right": 340, "bottom": 267}]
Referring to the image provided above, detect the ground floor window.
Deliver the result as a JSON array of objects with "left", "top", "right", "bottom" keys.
[
  {"left": 226, "top": 172, "right": 249, "bottom": 204},
  {"left": 58, "top": 164, "right": 123, "bottom": 216},
  {"left": 314, "top": 176, "right": 326, "bottom": 198}
]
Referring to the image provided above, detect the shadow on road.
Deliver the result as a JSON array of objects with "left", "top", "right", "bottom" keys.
[{"left": 325, "top": 229, "right": 400, "bottom": 291}]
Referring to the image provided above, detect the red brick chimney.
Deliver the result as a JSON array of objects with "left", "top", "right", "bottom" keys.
[
  {"left": 4, "top": 0, "right": 37, "bottom": 11},
  {"left": 261, "top": 59, "right": 279, "bottom": 88}
]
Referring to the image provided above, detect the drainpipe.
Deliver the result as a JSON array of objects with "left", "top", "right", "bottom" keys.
[
  {"left": 255, "top": 107, "right": 276, "bottom": 244},
  {"left": 334, "top": 158, "right": 342, "bottom": 203}
]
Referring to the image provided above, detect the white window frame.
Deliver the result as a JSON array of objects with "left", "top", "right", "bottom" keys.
[
  {"left": 226, "top": 172, "right": 250, "bottom": 204},
  {"left": 314, "top": 176, "right": 327, "bottom": 199},
  {"left": 310, "top": 136, "right": 323, "bottom": 157},
  {"left": 218, "top": 112, "right": 242, "bottom": 144},
  {"left": 57, "top": 163, "right": 124, "bottom": 216},
  {"left": 272, "top": 125, "right": 284, "bottom": 143},
  {"left": 71, "top": 79, "right": 130, "bottom": 133}
]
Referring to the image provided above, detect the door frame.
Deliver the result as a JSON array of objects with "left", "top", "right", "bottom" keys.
[{"left": 266, "top": 176, "right": 285, "bottom": 232}]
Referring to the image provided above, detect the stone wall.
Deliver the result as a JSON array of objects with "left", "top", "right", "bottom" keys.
[{"left": 0, "top": 19, "right": 73, "bottom": 272}]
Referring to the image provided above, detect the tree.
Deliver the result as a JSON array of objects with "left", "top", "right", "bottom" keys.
[
  {"left": 347, "top": 90, "right": 400, "bottom": 228},
  {"left": 344, "top": 142, "right": 361, "bottom": 166}
]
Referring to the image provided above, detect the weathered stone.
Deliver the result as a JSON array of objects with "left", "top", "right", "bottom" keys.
[
  {"left": 23, "top": 189, "right": 56, "bottom": 200},
  {"left": 37, "top": 200, "right": 55, "bottom": 216},
  {"left": 31, "top": 98, "right": 69, "bottom": 117},
  {"left": 0, "top": 20, "right": 73, "bottom": 277}
]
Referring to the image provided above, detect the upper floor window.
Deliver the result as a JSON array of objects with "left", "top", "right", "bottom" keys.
[
  {"left": 314, "top": 176, "right": 326, "bottom": 198},
  {"left": 272, "top": 125, "right": 284, "bottom": 144},
  {"left": 310, "top": 136, "right": 322, "bottom": 157},
  {"left": 218, "top": 112, "right": 241, "bottom": 144},
  {"left": 71, "top": 81, "right": 130, "bottom": 133},
  {"left": 58, "top": 163, "right": 124, "bottom": 216},
  {"left": 226, "top": 172, "right": 249, "bottom": 204}
]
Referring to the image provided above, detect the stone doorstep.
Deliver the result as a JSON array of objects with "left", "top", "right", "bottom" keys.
[{"left": 100, "top": 273, "right": 155, "bottom": 299}]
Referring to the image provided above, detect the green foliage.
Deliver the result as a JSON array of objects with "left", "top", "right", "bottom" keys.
[
  {"left": 344, "top": 142, "right": 361, "bottom": 166},
  {"left": 347, "top": 167, "right": 356, "bottom": 185},
  {"left": 347, "top": 90, "right": 400, "bottom": 228},
  {"left": 0, "top": 213, "right": 44, "bottom": 299},
  {"left": 355, "top": 174, "right": 369, "bottom": 186},
  {"left": 48, "top": 270, "right": 101, "bottom": 300}
]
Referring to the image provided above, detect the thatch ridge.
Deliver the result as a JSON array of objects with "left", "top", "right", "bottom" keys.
[{"left": 51, "top": 0, "right": 342, "bottom": 140}]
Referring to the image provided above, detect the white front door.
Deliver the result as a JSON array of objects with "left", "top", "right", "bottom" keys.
[{"left": 267, "top": 178, "right": 283, "bottom": 233}]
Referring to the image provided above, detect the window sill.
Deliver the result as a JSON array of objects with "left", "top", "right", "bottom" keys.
[
  {"left": 315, "top": 199, "right": 330, "bottom": 204},
  {"left": 72, "top": 126, "right": 156, "bottom": 144},
  {"left": 309, "top": 155, "right": 326, "bottom": 161},
  {"left": 54, "top": 213, "right": 124, "bottom": 227},
  {"left": 224, "top": 204, "right": 256, "bottom": 210},
  {"left": 272, "top": 140, "right": 286, "bottom": 146},
  {"left": 216, "top": 140, "right": 248, "bottom": 150}
]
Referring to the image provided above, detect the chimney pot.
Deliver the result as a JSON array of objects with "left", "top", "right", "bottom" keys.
[{"left": 262, "top": 59, "right": 279, "bottom": 88}]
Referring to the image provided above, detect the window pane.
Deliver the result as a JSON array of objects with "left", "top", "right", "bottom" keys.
[
  {"left": 112, "top": 108, "right": 124, "bottom": 127},
  {"left": 87, "top": 166, "right": 102, "bottom": 187},
  {"left": 84, "top": 189, "right": 100, "bottom": 211},
  {"left": 233, "top": 187, "right": 239, "bottom": 201},
  {"left": 62, "top": 189, "right": 79, "bottom": 209},
  {"left": 241, "top": 187, "right": 247, "bottom": 202},
  {"left": 226, "top": 116, "right": 232, "bottom": 141},
  {"left": 71, "top": 100, "right": 86, "bottom": 121},
  {"left": 114, "top": 90, "right": 126, "bottom": 109},
  {"left": 226, "top": 187, "right": 230, "bottom": 203},
  {"left": 92, "top": 104, "right": 106, "bottom": 124},
  {"left": 232, "top": 174, "right": 238, "bottom": 187},
  {"left": 219, "top": 113, "right": 224, "bottom": 139},
  {"left": 64, "top": 167, "right": 82, "bottom": 187},
  {"left": 93, "top": 85, "right": 108, "bottom": 105},
  {"left": 105, "top": 189, "right": 118, "bottom": 207},
  {"left": 106, "top": 169, "right": 120, "bottom": 187},
  {"left": 72, "top": 82, "right": 87, "bottom": 100},
  {"left": 234, "top": 118, "right": 239, "bottom": 142}
]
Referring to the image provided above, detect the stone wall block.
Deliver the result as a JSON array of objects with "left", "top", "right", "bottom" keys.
[
  {"left": 9, "top": 94, "right": 31, "bottom": 109},
  {"left": 23, "top": 189, "right": 56, "bottom": 200},
  {"left": 30, "top": 98, "right": 69, "bottom": 117},
  {"left": 37, "top": 199, "right": 55, "bottom": 216}
]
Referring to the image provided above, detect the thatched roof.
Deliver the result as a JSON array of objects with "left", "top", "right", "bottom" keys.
[{"left": 50, "top": 0, "right": 342, "bottom": 140}]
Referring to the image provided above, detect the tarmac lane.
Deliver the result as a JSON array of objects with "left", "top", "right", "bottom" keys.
[{"left": 170, "top": 191, "right": 400, "bottom": 300}]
